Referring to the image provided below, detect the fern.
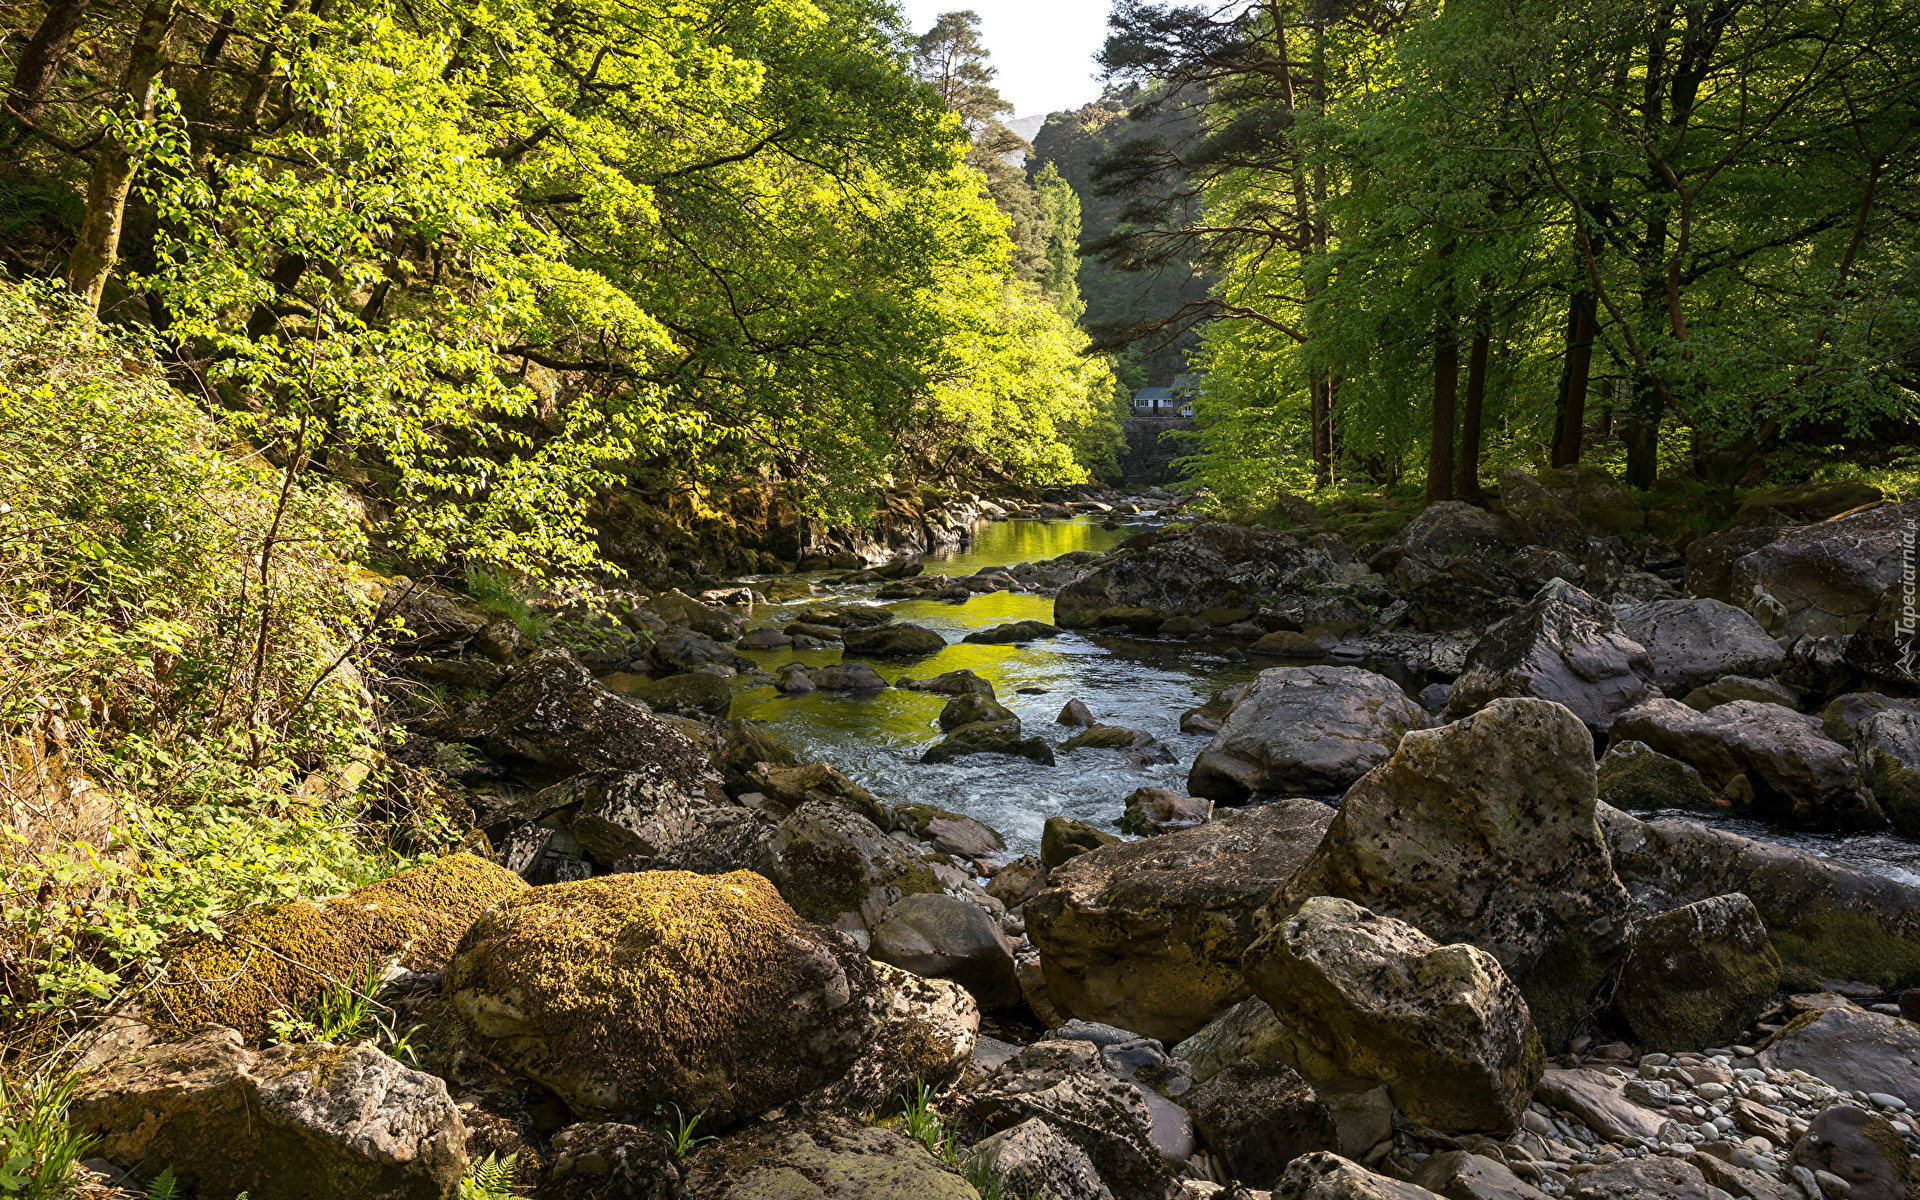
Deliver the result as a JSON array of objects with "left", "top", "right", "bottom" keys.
[
  {"left": 459, "top": 1153, "right": 518, "bottom": 1200},
  {"left": 144, "top": 1167, "right": 178, "bottom": 1200}
]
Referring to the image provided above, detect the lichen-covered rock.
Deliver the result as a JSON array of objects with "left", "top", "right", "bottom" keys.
[
  {"left": 965, "top": 620, "right": 1065, "bottom": 644},
  {"left": 71, "top": 1027, "right": 466, "bottom": 1200},
  {"left": 1041, "top": 816, "right": 1121, "bottom": 869},
  {"left": 1615, "top": 893, "right": 1781, "bottom": 1052},
  {"left": 1380, "top": 502, "right": 1519, "bottom": 569},
  {"left": 446, "top": 871, "right": 881, "bottom": 1126},
  {"left": 1731, "top": 501, "right": 1918, "bottom": 641},
  {"left": 1824, "top": 692, "right": 1920, "bottom": 743},
  {"left": 151, "top": 853, "right": 526, "bottom": 1041},
  {"left": 1760, "top": 1006, "right": 1920, "bottom": 1107},
  {"left": 1598, "top": 803, "right": 1920, "bottom": 993},
  {"left": 760, "top": 801, "right": 940, "bottom": 931},
  {"left": 1409, "top": 1150, "right": 1547, "bottom": 1200},
  {"left": 744, "top": 760, "right": 889, "bottom": 824},
  {"left": 1596, "top": 740, "right": 1723, "bottom": 812},
  {"left": 1169, "top": 996, "right": 1295, "bottom": 1085},
  {"left": 1055, "top": 522, "right": 1329, "bottom": 632},
  {"left": 940, "top": 689, "right": 1016, "bottom": 731},
  {"left": 1026, "top": 800, "right": 1335, "bottom": 1044},
  {"left": 803, "top": 961, "right": 977, "bottom": 1112},
  {"left": 447, "top": 648, "right": 729, "bottom": 793},
  {"left": 1187, "top": 666, "right": 1430, "bottom": 803},
  {"left": 969, "top": 1118, "right": 1116, "bottom": 1200},
  {"left": 1855, "top": 707, "right": 1920, "bottom": 835},
  {"left": 1680, "top": 674, "right": 1800, "bottom": 711},
  {"left": 969, "top": 1044, "right": 1181, "bottom": 1200},
  {"left": 1611, "top": 599, "right": 1786, "bottom": 696},
  {"left": 1241, "top": 898, "right": 1541, "bottom": 1135},
  {"left": 680, "top": 1112, "right": 977, "bottom": 1200},
  {"left": 1277, "top": 699, "right": 1631, "bottom": 1050},
  {"left": 1270, "top": 1152, "right": 1444, "bottom": 1200},
  {"left": 893, "top": 803, "right": 1006, "bottom": 858},
  {"left": 1119, "top": 788, "right": 1213, "bottom": 836},
  {"left": 1444, "top": 581, "right": 1657, "bottom": 737},
  {"left": 843, "top": 622, "right": 947, "bottom": 657},
  {"left": 1608, "top": 698, "right": 1883, "bottom": 827},
  {"left": 543, "top": 1123, "right": 680, "bottom": 1200},
  {"left": 558, "top": 770, "right": 772, "bottom": 873},
  {"left": 1791, "top": 1105, "right": 1916, "bottom": 1200},
  {"left": 1184, "top": 1061, "right": 1339, "bottom": 1189},
  {"left": 602, "top": 670, "right": 732, "bottom": 718},
  {"left": 870, "top": 892, "right": 1020, "bottom": 1008},
  {"left": 1061, "top": 723, "right": 1176, "bottom": 766}
]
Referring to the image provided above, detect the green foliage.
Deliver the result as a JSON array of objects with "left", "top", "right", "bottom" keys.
[
  {"left": 458, "top": 1153, "right": 518, "bottom": 1200},
  {"left": 462, "top": 567, "right": 545, "bottom": 643},
  {"left": 653, "top": 1104, "right": 716, "bottom": 1156},
  {"left": 0, "top": 1073, "right": 91, "bottom": 1198},
  {"left": 142, "top": 1168, "right": 177, "bottom": 1200},
  {"left": 884, "top": 1080, "right": 1030, "bottom": 1200}
]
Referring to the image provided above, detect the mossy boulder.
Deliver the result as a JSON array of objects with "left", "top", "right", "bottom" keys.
[
  {"left": 600, "top": 670, "right": 731, "bottom": 718},
  {"left": 1597, "top": 740, "right": 1723, "bottom": 812},
  {"left": 1855, "top": 708, "right": 1920, "bottom": 835},
  {"left": 718, "top": 718, "right": 798, "bottom": 797},
  {"left": 1039, "top": 816, "right": 1119, "bottom": 869},
  {"left": 681, "top": 1112, "right": 977, "bottom": 1200},
  {"left": 1615, "top": 893, "right": 1780, "bottom": 1052},
  {"left": 760, "top": 800, "right": 941, "bottom": 931},
  {"left": 940, "top": 690, "right": 1015, "bottom": 732},
  {"left": 151, "top": 853, "right": 527, "bottom": 1042},
  {"left": 842, "top": 623, "right": 947, "bottom": 658},
  {"left": 446, "top": 870, "right": 880, "bottom": 1127}
]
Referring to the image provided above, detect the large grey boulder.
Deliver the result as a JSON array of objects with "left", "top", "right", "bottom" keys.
[
  {"left": 1615, "top": 893, "right": 1781, "bottom": 1052},
  {"left": 1025, "top": 800, "right": 1336, "bottom": 1045},
  {"left": 1598, "top": 802, "right": 1920, "bottom": 993},
  {"left": 968, "top": 1118, "right": 1115, "bottom": 1200},
  {"left": 1731, "top": 500, "right": 1917, "bottom": 641},
  {"left": 447, "top": 871, "right": 881, "bottom": 1127},
  {"left": 1612, "top": 599, "right": 1786, "bottom": 696},
  {"left": 1791, "top": 1106, "right": 1916, "bottom": 1200},
  {"left": 1277, "top": 698, "right": 1631, "bottom": 1050},
  {"left": 1445, "top": 581, "right": 1658, "bottom": 737},
  {"left": 680, "top": 1112, "right": 977, "bottom": 1200},
  {"left": 1270, "top": 1152, "right": 1445, "bottom": 1200},
  {"left": 1187, "top": 666, "right": 1431, "bottom": 803},
  {"left": 1411, "top": 1151, "right": 1548, "bottom": 1200},
  {"left": 1499, "top": 469, "right": 1589, "bottom": 557},
  {"left": 70, "top": 1027, "right": 466, "bottom": 1200},
  {"left": 869, "top": 892, "right": 1020, "bottom": 1008},
  {"left": 969, "top": 1043, "right": 1181, "bottom": 1200},
  {"left": 759, "top": 801, "right": 940, "bottom": 933},
  {"left": 1169, "top": 996, "right": 1294, "bottom": 1085},
  {"left": 1760, "top": 1006, "right": 1920, "bottom": 1107},
  {"left": 560, "top": 770, "right": 772, "bottom": 874},
  {"left": 1380, "top": 502, "right": 1519, "bottom": 569},
  {"left": 1855, "top": 707, "right": 1920, "bottom": 834},
  {"left": 1684, "top": 524, "right": 1796, "bottom": 603},
  {"left": 1184, "top": 1060, "right": 1339, "bottom": 1189},
  {"left": 802, "top": 961, "right": 978, "bottom": 1112},
  {"left": 1608, "top": 698, "right": 1883, "bottom": 827},
  {"left": 1242, "top": 898, "right": 1541, "bottom": 1135}
]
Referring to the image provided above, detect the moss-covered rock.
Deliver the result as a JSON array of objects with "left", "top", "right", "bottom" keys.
[
  {"left": 680, "top": 1112, "right": 978, "bottom": 1200},
  {"left": 1597, "top": 740, "right": 1723, "bottom": 812},
  {"left": 718, "top": 718, "right": 798, "bottom": 797},
  {"left": 1039, "top": 816, "right": 1119, "bottom": 870},
  {"left": 940, "top": 690, "right": 1015, "bottom": 732},
  {"left": 1616, "top": 893, "right": 1780, "bottom": 1052},
  {"left": 760, "top": 800, "right": 941, "bottom": 930},
  {"left": 600, "top": 670, "right": 731, "bottom": 718},
  {"left": 446, "top": 870, "right": 881, "bottom": 1127},
  {"left": 150, "top": 853, "right": 526, "bottom": 1042}
]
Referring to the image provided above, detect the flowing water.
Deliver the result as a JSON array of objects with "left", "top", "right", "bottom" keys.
[{"left": 728, "top": 513, "right": 1920, "bottom": 886}]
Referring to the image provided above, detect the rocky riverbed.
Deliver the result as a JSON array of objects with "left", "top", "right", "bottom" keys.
[{"left": 59, "top": 474, "right": 1920, "bottom": 1200}]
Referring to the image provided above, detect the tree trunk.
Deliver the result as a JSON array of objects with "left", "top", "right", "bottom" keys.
[
  {"left": 66, "top": 0, "right": 176, "bottom": 312},
  {"left": 1309, "top": 371, "right": 1331, "bottom": 487},
  {"left": 1427, "top": 313, "right": 1458, "bottom": 504},
  {"left": 4, "top": 0, "right": 93, "bottom": 133},
  {"left": 1553, "top": 291, "right": 1597, "bottom": 468},
  {"left": 1457, "top": 311, "right": 1491, "bottom": 501},
  {"left": 1620, "top": 378, "right": 1663, "bottom": 488}
]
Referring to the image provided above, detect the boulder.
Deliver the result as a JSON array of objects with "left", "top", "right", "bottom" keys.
[
  {"left": 784, "top": 621, "right": 844, "bottom": 641},
  {"left": 893, "top": 804, "right": 1006, "bottom": 858},
  {"left": 1060, "top": 697, "right": 1099, "bottom": 727},
  {"left": 446, "top": 871, "right": 880, "bottom": 1127},
  {"left": 1598, "top": 804, "right": 1920, "bottom": 993},
  {"left": 803, "top": 961, "right": 978, "bottom": 1112},
  {"left": 744, "top": 760, "right": 888, "bottom": 824},
  {"left": 900, "top": 669, "right": 996, "bottom": 695},
  {"left": 70, "top": 1027, "right": 466, "bottom": 1200},
  {"left": 1169, "top": 996, "right": 1294, "bottom": 1086},
  {"left": 1241, "top": 898, "right": 1541, "bottom": 1134},
  {"left": 1824, "top": 692, "right": 1920, "bottom": 743},
  {"left": 679, "top": 1112, "right": 977, "bottom": 1200},
  {"left": 444, "top": 649, "right": 730, "bottom": 795},
  {"left": 1509, "top": 547, "right": 1585, "bottom": 592},
  {"left": 794, "top": 604, "right": 893, "bottom": 628},
  {"left": 988, "top": 856, "right": 1048, "bottom": 907},
  {"left": 1270, "top": 1152, "right": 1445, "bottom": 1200},
  {"left": 924, "top": 720, "right": 1057, "bottom": 766},
  {"left": 940, "top": 690, "right": 1016, "bottom": 731},
  {"left": 760, "top": 801, "right": 940, "bottom": 932},
  {"left": 969, "top": 1044, "right": 1181, "bottom": 1200},
  {"left": 1499, "top": 468, "right": 1590, "bottom": 557},
  {"left": 1855, "top": 707, "right": 1920, "bottom": 834},
  {"left": 1529, "top": 1069, "right": 1667, "bottom": 1143},
  {"left": 737, "top": 627, "right": 792, "bottom": 650},
  {"left": 1566, "top": 1157, "right": 1730, "bottom": 1200},
  {"left": 1596, "top": 741, "right": 1722, "bottom": 812},
  {"left": 543, "top": 1124, "right": 679, "bottom": 1200},
  {"left": 1026, "top": 800, "right": 1336, "bottom": 1044},
  {"left": 965, "top": 620, "right": 1065, "bottom": 644},
  {"left": 1611, "top": 599, "right": 1786, "bottom": 696},
  {"left": 718, "top": 718, "right": 799, "bottom": 796},
  {"left": 1730, "top": 501, "right": 1918, "bottom": 641},
  {"left": 648, "top": 588, "right": 746, "bottom": 640},
  {"left": 1179, "top": 684, "right": 1248, "bottom": 736},
  {"left": 969, "top": 1118, "right": 1116, "bottom": 1200},
  {"left": 603, "top": 670, "right": 732, "bottom": 718},
  {"left": 842, "top": 622, "right": 947, "bottom": 658},
  {"left": 1615, "top": 893, "right": 1781, "bottom": 1052},
  {"left": 1734, "top": 481, "right": 1883, "bottom": 526},
  {"left": 1041, "top": 816, "right": 1121, "bottom": 869},
  {"left": 1683, "top": 524, "right": 1797, "bottom": 604},
  {"left": 1608, "top": 698, "right": 1882, "bottom": 827},
  {"left": 1056, "top": 522, "right": 1329, "bottom": 631},
  {"left": 870, "top": 892, "right": 1021, "bottom": 1008},
  {"left": 1188, "top": 666, "right": 1431, "bottom": 803},
  {"left": 1253, "top": 629, "right": 1328, "bottom": 656},
  {"left": 1791, "top": 1106, "right": 1916, "bottom": 1200},
  {"left": 1444, "top": 581, "right": 1658, "bottom": 737},
  {"left": 560, "top": 770, "right": 772, "bottom": 873},
  {"left": 648, "top": 627, "right": 742, "bottom": 670},
  {"left": 1061, "top": 724, "right": 1177, "bottom": 766},
  {"left": 148, "top": 854, "right": 526, "bottom": 1041},
  {"left": 1184, "top": 1061, "right": 1339, "bottom": 1189},
  {"left": 1760, "top": 1006, "right": 1920, "bottom": 1107},
  {"left": 807, "top": 662, "right": 891, "bottom": 691},
  {"left": 1409, "top": 1150, "right": 1549, "bottom": 1200},
  {"left": 1119, "top": 788, "right": 1213, "bottom": 836},
  {"left": 1381, "top": 502, "right": 1519, "bottom": 569},
  {"left": 1276, "top": 699, "right": 1632, "bottom": 1050},
  {"left": 1680, "top": 675, "right": 1800, "bottom": 711}
]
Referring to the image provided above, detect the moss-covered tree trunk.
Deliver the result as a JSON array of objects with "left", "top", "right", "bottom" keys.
[{"left": 66, "top": 0, "right": 175, "bottom": 311}]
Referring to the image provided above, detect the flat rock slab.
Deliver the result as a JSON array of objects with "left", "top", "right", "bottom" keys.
[{"left": 1532, "top": 1069, "right": 1667, "bottom": 1143}]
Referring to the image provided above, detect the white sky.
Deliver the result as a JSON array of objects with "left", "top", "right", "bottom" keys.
[{"left": 895, "top": 0, "right": 1114, "bottom": 120}]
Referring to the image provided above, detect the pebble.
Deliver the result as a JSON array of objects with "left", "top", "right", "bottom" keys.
[
  {"left": 1698, "top": 1082, "right": 1729, "bottom": 1100},
  {"left": 1815, "top": 1168, "right": 1853, "bottom": 1196},
  {"left": 1868, "top": 1092, "right": 1906, "bottom": 1109}
]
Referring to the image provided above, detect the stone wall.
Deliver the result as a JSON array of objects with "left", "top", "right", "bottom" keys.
[{"left": 1121, "top": 416, "right": 1197, "bottom": 486}]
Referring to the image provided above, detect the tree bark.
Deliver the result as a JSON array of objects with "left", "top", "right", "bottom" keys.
[
  {"left": 1553, "top": 291, "right": 1597, "bottom": 467},
  {"left": 5, "top": 0, "right": 93, "bottom": 133},
  {"left": 1428, "top": 312, "right": 1458, "bottom": 504},
  {"left": 1457, "top": 307, "right": 1491, "bottom": 501},
  {"left": 66, "top": 0, "right": 176, "bottom": 312},
  {"left": 1309, "top": 371, "right": 1331, "bottom": 487}
]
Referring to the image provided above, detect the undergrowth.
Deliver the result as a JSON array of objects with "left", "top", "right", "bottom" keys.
[{"left": 884, "top": 1081, "right": 1031, "bottom": 1200}]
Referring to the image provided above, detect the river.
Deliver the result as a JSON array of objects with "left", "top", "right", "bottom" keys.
[{"left": 729, "top": 512, "right": 1920, "bottom": 886}]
